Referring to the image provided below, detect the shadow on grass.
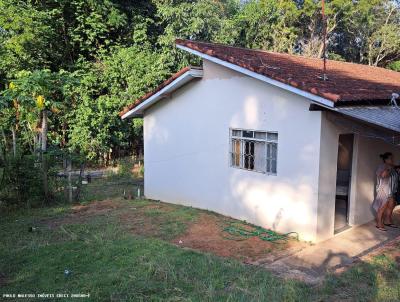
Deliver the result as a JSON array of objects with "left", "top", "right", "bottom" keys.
[
  {"left": 318, "top": 253, "right": 400, "bottom": 302},
  {"left": 1, "top": 179, "right": 400, "bottom": 301},
  {"left": 0, "top": 211, "right": 311, "bottom": 302}
]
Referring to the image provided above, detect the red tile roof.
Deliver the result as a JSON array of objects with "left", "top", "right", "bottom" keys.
[
  {"left": 176, "top": 39, "right": 400, "bottom": 104},
  {"left": 119, "top": 66, "right": 191, "bottom": 117}
]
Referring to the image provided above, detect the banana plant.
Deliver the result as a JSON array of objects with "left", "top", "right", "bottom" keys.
[
  {"left": 1, "top": 70, "right": 72, "bottom": 153},
  {"left": 0, "top": 70, "right": 74, "bottom": 200}
]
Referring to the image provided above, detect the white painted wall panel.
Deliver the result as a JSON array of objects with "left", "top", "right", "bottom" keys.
[
  {"left": 143, "top": 60, "right": 322, "bottom": 242},
  {"left": 353, "top": 136, "right": 400, "bottom": 225},
  {"left": 317, "top": 112, "right": 400, "bottom": 242}
]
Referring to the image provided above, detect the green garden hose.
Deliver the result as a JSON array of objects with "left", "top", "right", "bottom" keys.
[{"left": 222, "top": 221, "right": 298, "bottom": 242}]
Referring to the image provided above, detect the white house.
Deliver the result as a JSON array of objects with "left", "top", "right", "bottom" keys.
[{"left": 120, "top": 40, "right": 400, "bottom": 242}]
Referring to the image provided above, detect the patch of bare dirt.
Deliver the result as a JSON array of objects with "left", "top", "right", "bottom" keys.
[
  {"left": 361, "top": 236, "right": 400, "bottom": 263},
  {"left": 119, "top": 212, "right": 159, "bottom": 237},
  {"left": 172, "top": 213, "right": 305, "bottom": 263},
  {"left": 119, "top": 202, "right": 176, "bottom": 237},
  {"left": 40, "top": 199, "right": 307, "bottom": 264},
  {"left": 42, "top": 200, "right": 122, "bottom": 229},
  {"left": 71, "top": 200, "right": 119, "bottom": 215}
]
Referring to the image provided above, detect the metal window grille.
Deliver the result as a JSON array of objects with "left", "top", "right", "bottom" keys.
[{"left": 230, "top": 129, "right": 278, "bottom": 174}]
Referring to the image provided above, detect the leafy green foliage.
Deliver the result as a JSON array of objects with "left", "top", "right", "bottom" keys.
[
  {"left": 68, "top": 46, "right": 168, "bottom": 159},
  {"left": 0, "top": 0, "right": 62, "bottom": 77},
  {"left": 0, "top": 0, "right": 399, "bottom": 165},
  {"left": 388, "top": 60, "right": 400, "bottom": 71},
  {"left": 0, "top": 152, "right": 62, "bottom": 208},
  {"left": 0, "top": 70, "right": 77, "bottom": 150}
]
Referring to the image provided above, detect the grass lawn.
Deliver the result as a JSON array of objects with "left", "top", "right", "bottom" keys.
[{"left": 1, "top": 178, "right": 400, "bottom": 301}]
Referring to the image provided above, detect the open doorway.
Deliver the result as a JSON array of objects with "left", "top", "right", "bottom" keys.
[{"left": 334, "top": 134, "right": 354, "bottom": 233}]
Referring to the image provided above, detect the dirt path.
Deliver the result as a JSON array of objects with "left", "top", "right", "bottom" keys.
[{"left": 254, "top": 214, "right": 400, "bottom": 284}]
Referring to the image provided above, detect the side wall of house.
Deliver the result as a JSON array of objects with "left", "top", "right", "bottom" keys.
[
  {"left": 316, "top": 113, "right": 340, "bottom": 242},
  {"left": 143, "top": 60, "right": 323, "bottom": 242},
  {"left": 316, "top": 113, "right": 400, "bottom": 242},
  {"left": 352, "top": 135, "right": 400, "bottom": 225}
]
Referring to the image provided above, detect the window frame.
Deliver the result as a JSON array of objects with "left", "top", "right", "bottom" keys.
[{"left": 229, "top": 128, "right": 278, "bottom": 175}]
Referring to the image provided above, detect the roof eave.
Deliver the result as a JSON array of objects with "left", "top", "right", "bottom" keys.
[
  {"left": 121, "top": 68, "right": 203, "bottom": 120},
  {"left": 176, "top": 43, "right": 335, "bottom": 109},
  {"left": 311, "top": 104, "right": 400, "bottom": 134}
]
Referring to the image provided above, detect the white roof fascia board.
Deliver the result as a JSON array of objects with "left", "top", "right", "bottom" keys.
[
  {"left": 177, "top": 44, "right": 335, "bottom": 109},
  {"left": 121, "top": 68, "right": 203, "bottom": 119}
]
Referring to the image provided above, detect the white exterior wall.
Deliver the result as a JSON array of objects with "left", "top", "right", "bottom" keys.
[
  {"left": 316, "top": 113, "right": 340, "bottom": 242},
  {"left": 317, "top": 113, "right": 400, "bottom": 242},
  {"left": 143, "top": 60, "right": 323, "bottom": 242},
  {"left": 352, "top": 136, "right": 400, "bottom": 224}
]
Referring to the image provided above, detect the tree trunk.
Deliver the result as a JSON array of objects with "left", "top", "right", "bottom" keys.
[
  {"left": 33, "top": 134, "right": 38, "bottom": 153},
  {"left": 1, "top": 128, "right": 7, "bottom": 152},
  {"left": 75, "top": 162, "right": 86, "bottom": 202},
  {"left": 11, "top": 126, "right": 17, "bottom": 157},
  {"left": 67, "top": 158, "right": 72, "bottom": 203},
  {"left": 38, "top": 133, "right": 42, "bottom": 154},
  {"left": 41, "top": 110, "right": 49, "bottom": 201},
  {"left": 41, "top": 110, "right": 48, "bottom": 152}
]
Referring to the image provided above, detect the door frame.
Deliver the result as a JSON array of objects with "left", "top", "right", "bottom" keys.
[
  {"left": 347, "top": 134, "right": 359, "bottom": 226},
  {"left": 334, "top": 133, "right": 358, "bottom": 233}
]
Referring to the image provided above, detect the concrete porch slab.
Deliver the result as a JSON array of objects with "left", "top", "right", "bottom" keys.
[{"left": 255, "top": 217, "right": 400, "bottom": 284}]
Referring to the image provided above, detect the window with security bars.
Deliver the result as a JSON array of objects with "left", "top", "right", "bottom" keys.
[{"left": 230, "top": 129, "right": 278, "bottom": 174}]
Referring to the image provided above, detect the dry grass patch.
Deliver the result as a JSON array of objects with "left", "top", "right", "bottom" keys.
[{"left": 39, "top": 198, "right": 304, "bottom": 264}]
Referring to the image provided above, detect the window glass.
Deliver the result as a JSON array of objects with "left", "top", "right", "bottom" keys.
[
  {"left": 242, "top": 130, "right": 254, "bottom": 138},
  {"left": 254, "top": 131, "right": 266, "bottom": 139},
  {"left": 232, "top": 130, "right": 241, "bottom": 137},
  {"left": 254, "top": 142, "right": 266, "bottom": 171},
  {"left": 271, "top": 160, "right": 277, "bottom": 174},
  {"left": 230, "top": 129, "right": 278, "bottom": 174},
  {"left": 231, "top": 139, "right": 241, "bottom": 167},
  {"left": 267, "top": 133, "right": 278, "bottom": 141},
  {"left": 244, "top": 141, "right": 255, "bottom": 170}
]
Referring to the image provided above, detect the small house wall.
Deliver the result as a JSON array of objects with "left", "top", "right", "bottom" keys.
[
  {"left": 316, "top": 113, "right": 400, "bottom": 242},
  {"left": 352, "top": 136, "right": 400, "bottom": 225},
  {"left": 143, "top": 60, "right": 323, "bottom": 242}
]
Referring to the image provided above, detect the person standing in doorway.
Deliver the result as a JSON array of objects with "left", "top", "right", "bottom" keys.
[{"left": 373, "top": 152, "right": 399, "bottom": 231}]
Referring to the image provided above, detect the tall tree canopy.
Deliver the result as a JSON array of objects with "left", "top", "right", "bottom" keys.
[{"left": 0, "top": 0, "right": 399, "bottom": 162}]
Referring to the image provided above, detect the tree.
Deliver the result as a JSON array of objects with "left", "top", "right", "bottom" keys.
[
  {"left": 215, "top": 0, "right": 298, "bottom": 53},
  {"left": 1, "top": 69, "right": 75, "bottom": 200},
  {"left": 366, "top": 2, "right": 400, "bottom": 66},
  {"left": 3, "top": 71, "right": 73, "bottom": 151},
  {"left": 155, "top": 0, "right": 239, "bottom": 68},
  {"left": 1, "top": 0, "right": 399, "bottom": 170},
  {"left": 0, "top": 82, "right": 19, "bottom": 157},
  {"left": 0, "top": 0, "right": 63, "bottom": 77},
  {"left": 68, "top": 45, "right": 169, "bottom": 161}
]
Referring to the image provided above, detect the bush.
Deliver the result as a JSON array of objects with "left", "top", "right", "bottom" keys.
[
  {"left": 388, "top": 61, "right": 400, "bottom": 72},
  {"left": 0, "top": 152, "right": 65, "bottom": 209}
]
